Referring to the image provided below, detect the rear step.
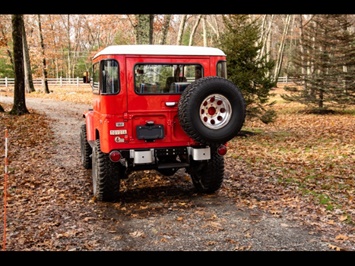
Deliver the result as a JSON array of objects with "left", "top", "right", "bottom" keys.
[{"left": 157, "top": 162, "right": 189, "bottom": 169}]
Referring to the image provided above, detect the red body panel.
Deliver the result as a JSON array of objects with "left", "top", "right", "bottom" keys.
[{"left": 88, "top": 52, "right": 226, "bottom": 154}]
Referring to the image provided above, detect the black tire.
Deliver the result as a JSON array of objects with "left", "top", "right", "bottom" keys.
[
  {"left": 178, "top": 76, "right": 246, "bottom": 145},
  {"left": 92, "top": 139, "right": 120, "bottom": 202},
  {"left": 189, "top": 145, "right": 224, "bottom": 193},
  {"left": 80, "top": 124, "right": 92, "bottom": 169}
]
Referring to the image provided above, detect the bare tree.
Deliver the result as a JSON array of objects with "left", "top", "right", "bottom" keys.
[
  {"left": 22, "top": 16, "right": 35, "bottom": 93},
  {"left": 37, "top": 15, "right": 50, "bottom": 94},
  {"left": 176, "top": 15, "right": 187, "bottom": 45},
  {"left": 205, "top": 15, "right": 222, "bottom": 42},
  {"left": 202, "top": 16, "right": 207, "bottom": 46},
  {"left": 159, "top": 15, "right": 172, "bottom": 45},
  {"left": 188, "top": 15, "right": 202, "bottom": 46},
  {"left": 63, "top": 15, "right": 72, "bottom": 79},
  {"left": 256, "top": 14, "right": 274, "bottom": 62},
  {"left": 10, "top": 14, "right": 29, "bottom": 115},
  {"left": 273, "top": 14, "right": 292, "bottom": 82}
]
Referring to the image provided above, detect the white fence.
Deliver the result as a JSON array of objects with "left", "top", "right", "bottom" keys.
[
  {"left": 0, "top": 77, "right": 87, "bottom": 87},
  {"left": 0, "top": 76, "right": 294, "bottom": 87},
  {"left": 277, "top": 76, "right": 294, "bottom": 83}
]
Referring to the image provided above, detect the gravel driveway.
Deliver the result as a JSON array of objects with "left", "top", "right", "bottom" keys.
[{"left": 0, "top": 95, "right": 341, "bottom": 251}]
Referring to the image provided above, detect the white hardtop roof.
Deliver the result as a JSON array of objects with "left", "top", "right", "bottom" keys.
[{"left": 93, "top": 45, "right": 226, "bottom": 59}]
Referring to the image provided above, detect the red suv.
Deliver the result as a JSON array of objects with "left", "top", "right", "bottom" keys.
[{"left": 81, "top": 45, "right": 246, "bottom": 202}]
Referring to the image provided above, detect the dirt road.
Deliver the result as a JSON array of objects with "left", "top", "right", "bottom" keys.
[{"left": 0, "top": 95, "right": 345, "bottom": 251}]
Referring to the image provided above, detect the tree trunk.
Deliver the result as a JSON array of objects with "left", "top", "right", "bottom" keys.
[
  {"left": 135, "top": 14, "right": 152, "bottom": 44},
  {"left": 202, "top": 16, "right": 207, "bottom": 46},
  {"left": 205, "top": 15, "right": 220, "bottom": 41},
  {"left": 149, "top": 14, "right": 154, "bottom": 44},
  {"left": 176, "top": 15, "right": 187, "bottom": 45},
  {"left": 66, "top": 15, "right": 71, "bottom": 80},
  {"left": 22, "top": 17, "right": 35, "bottom": 93},
  {"left": 37, "top": 14, "right": 50, "bottom": 94},
  {"left": 10, "top": 14, "right": 29, "bottom": 115},
  {"left": 159, "top": 15, "right": 171, "bottom": 45},
  {"left": 188, "top": 15, "right": 202, "bottom": 46},
  {"left": 257, "top": 14, "right": 274, "bottom": 62},
  {"left": 273, "top": 15, "right": 291, "bottom": 82}
]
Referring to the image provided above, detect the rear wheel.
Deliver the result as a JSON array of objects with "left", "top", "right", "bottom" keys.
[
  {"left": 189, "top": 145, "right": 224, "bottom": 193},
  {"left": 80, "top": 124, "right": 92, "bottom": 169},
  {"left": 92, "top": 139, "right": 120, "bottom": 202}
]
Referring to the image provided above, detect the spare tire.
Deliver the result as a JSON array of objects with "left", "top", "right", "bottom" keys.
[{"left": 178, "top": 76, "right": 246, "bottom": 145}]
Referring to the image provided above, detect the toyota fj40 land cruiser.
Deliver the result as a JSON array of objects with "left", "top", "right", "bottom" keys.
[{"left": 81, "top": 44, "right": 246, "bottom": 202}]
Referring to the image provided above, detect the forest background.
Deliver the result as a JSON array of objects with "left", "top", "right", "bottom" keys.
[
  {"left": 0, "top": 14, "right": 303, "bottom": 80},
  {"left": 1, "top": 14, "right": 355, "bottom": 120}
]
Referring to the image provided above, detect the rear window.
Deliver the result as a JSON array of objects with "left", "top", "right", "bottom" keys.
[{"left": 134, "top": 64, "right": 203, "bottom": 94}]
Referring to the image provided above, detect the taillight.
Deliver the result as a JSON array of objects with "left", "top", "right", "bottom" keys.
[
  {"left": 109, "top": 150, "right": 122, "bottom": 162},
  {"left": 217, "top": 144, "right": 227, "bottom": 156}
]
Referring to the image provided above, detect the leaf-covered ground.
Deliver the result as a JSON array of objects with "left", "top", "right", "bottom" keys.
[
  {"left": 0, "top": 85, "right": 354, "bottom": 251},
  {"left": 226, "top": 100, "right": 355, "bottom": 248}
]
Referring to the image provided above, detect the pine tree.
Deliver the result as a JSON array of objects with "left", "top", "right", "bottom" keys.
[
  {"left": 283, "top": 15, "right": 355, "bottom": 112},
  {"left": 219, "top": 15, "right": 276, "bottom": 123}
]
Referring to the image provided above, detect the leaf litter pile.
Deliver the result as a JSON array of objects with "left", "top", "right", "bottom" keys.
[{"left": 0, "top": 85, "right": 354, "bottom": 251}]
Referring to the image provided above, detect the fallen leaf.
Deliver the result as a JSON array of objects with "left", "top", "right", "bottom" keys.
[{"left": 335, "top": 234, "right": 349, "bottom": 241}]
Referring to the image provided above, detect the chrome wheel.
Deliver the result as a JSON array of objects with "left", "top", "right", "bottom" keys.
[{"left": 199, "top": 93, "right": 232, "bottom": 129}]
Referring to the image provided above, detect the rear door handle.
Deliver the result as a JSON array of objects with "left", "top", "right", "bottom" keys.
[{"left": 165, "top": 102, "right": 177, "bottom": 107}]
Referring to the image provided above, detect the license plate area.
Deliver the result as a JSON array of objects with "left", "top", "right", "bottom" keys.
[{"left": 136, "top": 124, "right": 164, "bottom": 141}]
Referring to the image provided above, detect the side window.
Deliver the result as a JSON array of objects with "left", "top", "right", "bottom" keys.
[
  {"left": 194, "top": 65, "right": 203, "bottom": 80},
  {"left": 217, "top": 61, "right": 227, "bottom": 78},
  {"left": 101, "top": 60, "right": 119, "bottom": 94},
  {"left": 92, "top": 62, "right": 100, "bottom": 94}
]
